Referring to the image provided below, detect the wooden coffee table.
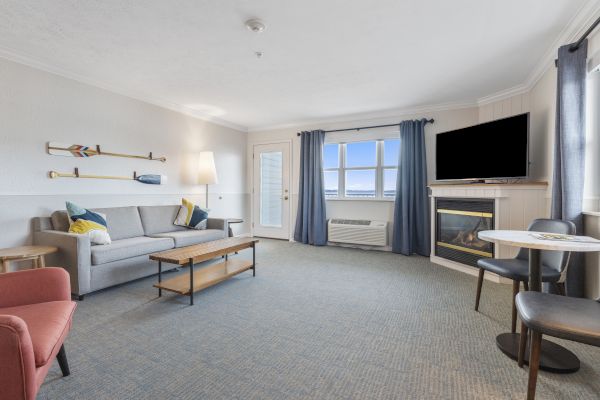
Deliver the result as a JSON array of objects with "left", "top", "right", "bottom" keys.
[
  {"left": 0, "top": 245, "right": 58, "bottom": 273},
  {"left": 149, "top": 237, "right": 258, "bottom": 305}
]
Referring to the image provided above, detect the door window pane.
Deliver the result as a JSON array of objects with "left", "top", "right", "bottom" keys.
[
  {"left": 323, "top": 144, "right": 339, "bottom": 169},
  {"left": 384, "top": 168, "right": 397, "bottom": 198},
  {"left": 324, "top": 170, "right": 339, "bottom": 197},
  {"left": 345, "top": 170, "right": 376, "bottom": 198},
  {"left": 384, "top": 139, "right": 400, "bottom": 166},
  {"left": 346, "top": 141, "right": 376, "bottom": 168},
  {"left": 260, "top": 152, "right": 283, "bottom": 227}
]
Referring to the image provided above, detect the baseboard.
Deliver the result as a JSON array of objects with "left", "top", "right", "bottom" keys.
[
  {"left": 327, "top": 242, "right": 391, "bottom": 252},
  {"left": 430, "top": 255, "right": 510, "bottom": 284}
]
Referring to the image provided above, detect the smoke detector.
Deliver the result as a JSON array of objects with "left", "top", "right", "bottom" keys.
[{"left": 245, "top": 19, "right": 266, "bottom": 33}]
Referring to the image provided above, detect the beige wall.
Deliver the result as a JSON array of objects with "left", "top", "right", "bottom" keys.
[
  {"left": 247, "top": 107, "right": 480, "bottom": 246},
  {"left": 0, "top": 57, "right": 250, "bottom": 248}
]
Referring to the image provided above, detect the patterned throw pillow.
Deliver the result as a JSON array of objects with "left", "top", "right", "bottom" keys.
[
  {"left": 173, "top": 198, "right": 209, "bottom": 230},
  {"left": 66, "top": 201, "right": 112, "bottom": 245}
]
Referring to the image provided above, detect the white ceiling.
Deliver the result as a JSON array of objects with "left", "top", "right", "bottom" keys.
[{"left": 0, "top": 0, "right": 593, "bottom": 131}]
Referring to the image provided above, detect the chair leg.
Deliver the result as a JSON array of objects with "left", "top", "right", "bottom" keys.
[
  {"left": 527, "top": 331, "right": 542, "bottom": 400},
  {"left": 511, "top": 280, "right": 520, "bottom": 333},
  {"left": 475, "top": 269, "right": 484, "bottom": 311},
  {"left": 518, "top": 321, "right": 528, "bottom": 367},
  {"left": 57, "top": 344, "right": 70, "bottom": 377},
  {"left": 557, "top": 282, "right": 566, "bottom": 296},
  {"left": 523, "top": 281, "right": 529, "bottom": 291}
]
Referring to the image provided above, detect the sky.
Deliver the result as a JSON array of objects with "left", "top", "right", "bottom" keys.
[{"left": 323, "top": 140, "right": 399, "bottom": 195}]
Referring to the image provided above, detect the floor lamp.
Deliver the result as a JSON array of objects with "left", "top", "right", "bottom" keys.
[{"left": 198, "top": 151, "right": 218, "bottom": 208}]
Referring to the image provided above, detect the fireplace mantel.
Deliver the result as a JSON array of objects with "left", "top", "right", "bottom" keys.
[{"left": 429, "top": 182, "right": 549, "bottom": 283}]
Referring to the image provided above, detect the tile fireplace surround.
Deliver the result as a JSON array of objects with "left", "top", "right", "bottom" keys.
[{"left": 429, "top": 182, "right": 548, "bottom": 283}]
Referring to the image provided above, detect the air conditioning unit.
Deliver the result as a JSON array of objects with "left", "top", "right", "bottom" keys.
[{"left": 328, "top": 219, "right": 388, "bottom": 246}]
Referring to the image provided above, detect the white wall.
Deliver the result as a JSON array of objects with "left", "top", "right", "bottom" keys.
[
  {"left": 0, "top": 57, "right": 250, "bottom": 248},
  {"left": 247, "top": 107, "right": 480, "bottom": 245}
]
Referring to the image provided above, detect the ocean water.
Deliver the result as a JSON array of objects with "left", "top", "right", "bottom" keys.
[{"left": 325, "top": 190, "right": 395, "bottom": 198}]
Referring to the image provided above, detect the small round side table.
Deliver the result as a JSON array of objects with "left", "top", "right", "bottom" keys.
[
  {"left": 0, "top": 245, "right": 58, "bottom": 273},
  {"left": 227, "top": 218, "right": 244, "bottom": 237}
]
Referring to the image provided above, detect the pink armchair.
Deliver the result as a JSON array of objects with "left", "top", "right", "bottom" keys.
[{"left": 0, "top": 267, "right": 76, "bottom": 400}]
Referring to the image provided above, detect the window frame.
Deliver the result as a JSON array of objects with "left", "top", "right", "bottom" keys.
[{"left": 323, "top": 139, "right": 399, "bottom": 201}]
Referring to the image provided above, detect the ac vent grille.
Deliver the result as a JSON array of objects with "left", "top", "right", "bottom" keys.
[
  {"left": 330, "top": 219, "right": 370, "bottom": 226},
  {"left": 328, "top": 219, "right": 387, "bottom": 246}
]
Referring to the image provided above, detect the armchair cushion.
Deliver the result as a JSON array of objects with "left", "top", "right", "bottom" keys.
[{"left": 0, "top": 301, "right": 76, "bottom": 367}]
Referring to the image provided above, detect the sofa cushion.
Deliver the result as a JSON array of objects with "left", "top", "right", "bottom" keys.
[
  {"left": 51, "top": 210, "right": 70, "bottom": 232},
  {"left": 91, "top": 236, "right": 174, "bottom": 265},
  {"left": 173, "top": 198, "right": 209, "bottom": 230},
  {"left": 66, "top": 201, "right": 112, "bottom": 245},
  {"left": 138, "top": 205, "right": 187, "bottom": 235},
  {"left": 150, "top": 229, "right": 226, "bottom": 248},
  {"left": 90, "top": 206, "right": 145, "bottom": 241},
  {"left": 1, "top": 301, "right": 76, "bottom": 367}
]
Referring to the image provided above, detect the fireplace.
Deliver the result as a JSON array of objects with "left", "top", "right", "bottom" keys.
[{"left": 435, "top": 198, "right": 495, "bottom": 267}]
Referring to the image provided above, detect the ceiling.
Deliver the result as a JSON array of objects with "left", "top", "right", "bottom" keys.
[{"left": 0, "top": 0, "right": 593, "bottom": 131}]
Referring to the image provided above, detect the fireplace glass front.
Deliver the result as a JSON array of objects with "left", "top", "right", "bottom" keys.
[{"left": 435, "top": 198, "right": 495, "bottom": 267}]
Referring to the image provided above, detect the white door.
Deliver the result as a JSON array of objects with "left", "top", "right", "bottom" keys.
[{"left": 253, "top": 143, "right": 291, "bottom": 239}]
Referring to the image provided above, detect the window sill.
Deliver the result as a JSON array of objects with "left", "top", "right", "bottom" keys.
[{"left": 326, "top": 197, "right": 395, "bottom": 203}]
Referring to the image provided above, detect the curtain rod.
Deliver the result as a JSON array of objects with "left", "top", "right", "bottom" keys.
[
  {"left": 554, "top": 15, "right": 600, "bottom": 67},
  {"left": 296, "top": 119, "right": 434, "bottom": 136}
]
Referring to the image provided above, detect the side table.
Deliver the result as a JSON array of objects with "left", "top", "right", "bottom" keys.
[
  {"left": 227, "top": 218, "right": 244, "bottom": 237},
  {"left": 0, "top": 245, "right": 58, "bottom": 273}
]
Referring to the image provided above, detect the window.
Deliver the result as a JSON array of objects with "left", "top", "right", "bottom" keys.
[{"left": 323, "top": 139, "right": 399, "bottom": 200}]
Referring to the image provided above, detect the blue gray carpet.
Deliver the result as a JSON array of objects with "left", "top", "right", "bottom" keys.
[{"left": 38, "top": 240, "right": 600, "bottom": 399}]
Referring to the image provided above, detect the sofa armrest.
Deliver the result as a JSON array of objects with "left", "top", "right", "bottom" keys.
[
  {"left": 0, "top": 268, "right": 71, "bottom": 308},
  {"left": 0, "top": 315, "right": 37, "bottom": 400},
  {"left": 33, "top": 230, "right": 91, "bottom": 296},
  {"left": 207, "top": 218, "right": 227, "bottom": 235}
]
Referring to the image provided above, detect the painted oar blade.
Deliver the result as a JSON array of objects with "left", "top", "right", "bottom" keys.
[
  {"left": 136, "top": 174, "right": 167, "bottom": 185},
  {"left": 48, "top": 142, "right": 96, "bottom": 158}
]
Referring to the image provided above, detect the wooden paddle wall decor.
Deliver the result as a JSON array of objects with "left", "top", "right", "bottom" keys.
[
  {"left": 47, "top": 142, "right": 166, "bottom": 162},
  {"left": 48, "top": 169, "right": 167, "bottom": 185}
]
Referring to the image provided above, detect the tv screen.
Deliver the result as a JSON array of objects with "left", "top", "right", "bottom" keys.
[{"left": 436, "top": 113, "right": 529, "bottom": 181}]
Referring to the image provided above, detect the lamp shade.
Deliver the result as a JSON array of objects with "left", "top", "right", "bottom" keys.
[{"left": 198, "top": 151, "right": 218, "bottom": 185}]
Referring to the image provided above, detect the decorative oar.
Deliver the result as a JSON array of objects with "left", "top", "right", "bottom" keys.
[
  {"left": 47, "top": 142, "right": 166, "bottom": 162},
  {"left": 48, "top": 169, "right": 167, "bottom": 185}
]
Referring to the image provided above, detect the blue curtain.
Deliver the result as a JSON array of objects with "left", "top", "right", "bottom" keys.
[
  {"left": 392, "top": 119, "right": 430, "bottom": 256},
  {"left": 551, "top": 40, "right": 588, "bottom": 297},
  {"left": 294, "top": 130, "right": 327, "bottom": 245}
]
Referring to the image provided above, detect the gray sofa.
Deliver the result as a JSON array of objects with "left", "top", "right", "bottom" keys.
[{"left": 32, "top": 205, "right": 227, "bottom": 298}]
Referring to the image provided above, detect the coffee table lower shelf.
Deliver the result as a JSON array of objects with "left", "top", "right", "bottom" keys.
[{"left": 154, "top": 259, "right": 253, "bottom": 298}]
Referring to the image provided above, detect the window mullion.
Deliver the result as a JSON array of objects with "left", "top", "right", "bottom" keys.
[
  {"left": 376, "top": 140, "right": 383, "bottom": 199},
  {"left": 340, "top": 143, "right": 346, "bottom": 199}
]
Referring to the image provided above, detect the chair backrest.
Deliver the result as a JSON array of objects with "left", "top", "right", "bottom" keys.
[{"left": 516, "top": 218, "right": 576, "bottom": 274}]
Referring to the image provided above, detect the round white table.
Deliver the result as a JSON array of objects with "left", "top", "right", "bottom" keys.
[{"left": 478, "top": 230, "right": 600, "bottom": 373}]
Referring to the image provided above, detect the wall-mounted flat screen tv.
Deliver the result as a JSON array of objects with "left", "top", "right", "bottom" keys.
[{"left": 435, "top": 113, "right": 529, "bottom": 181}]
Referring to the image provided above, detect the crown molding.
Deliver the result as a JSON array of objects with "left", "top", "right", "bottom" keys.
[
  {"left": 477, "top": 0, "right": 600, "bottom": 106},
  {"left": 0, "top": 45, "right": 248, "bottom": 132},
  {"left": 2, "top": 1, "right": 600, "bottom": 133},
  {"left": 247, "top": 100, "right": 478, "bottom": 133},
  {"left": 476, "top": 83, "right": 530, "bottom": 106}
]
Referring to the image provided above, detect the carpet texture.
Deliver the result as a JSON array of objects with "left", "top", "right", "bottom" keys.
[{"left": 38, "top": 240, "right": 600, "bottom": 399}]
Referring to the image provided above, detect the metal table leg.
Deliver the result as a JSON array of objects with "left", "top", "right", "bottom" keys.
[
  {"left": 158, "top": 260, "right": 162, "bottom": 297},
  {"left": 189, "top": 258, "right": 194, "bottom": 306},
  {"left": 252, "top": 242, "right": 256, "bottom": 277}
]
